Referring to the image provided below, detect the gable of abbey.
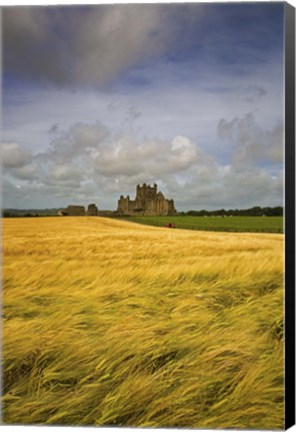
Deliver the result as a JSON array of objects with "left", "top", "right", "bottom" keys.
[{"left": 117, "top": 183, "right": 176, "bottom": 216}]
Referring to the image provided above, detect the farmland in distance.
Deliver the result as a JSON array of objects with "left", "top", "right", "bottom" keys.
[
  {"left": 121, "top": 215, "right": 283, "bottom": 233},
  {"left": 3, "top": 217, "right": 284, "bottom": 428}
]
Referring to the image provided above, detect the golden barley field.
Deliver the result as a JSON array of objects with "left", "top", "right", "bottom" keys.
[{"left": 2, "top": 217, "right": 284, "bottom": 429}]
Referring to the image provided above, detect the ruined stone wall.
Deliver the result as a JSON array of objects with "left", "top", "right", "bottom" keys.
[
  {"left": 118, "top": 196, "right": 140, "bottom": 214},
  {"left": 87, "top": 204, "right": 98, "bottom": 216},
  {"left": 65, "top": 205, "right": 86, "bottom": 216},
  {"left": 118, "top": 196, "right": 130, "bottom": 214},
  {"left": 167, "top": 199, "right": 176, "bottom": 216},
  {"left": 142, "top": 196, "right": 175, "bottom": 216},
  {"left": 62, "top": 204, "right": 100, "bottom": 216},
  {"left": 97, "top": 210, "right": 116, "bottom": 217}
]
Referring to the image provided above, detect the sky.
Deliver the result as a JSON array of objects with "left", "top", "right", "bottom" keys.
[{"left": 2, "top": 1, "right": 285, "bottom": 211}]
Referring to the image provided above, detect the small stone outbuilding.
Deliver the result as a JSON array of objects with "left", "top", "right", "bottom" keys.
[
  {"left": 61, "top": 205, "right": 86, "bottom": 216},
  {"left": 87, "top": 204, "right": 98, "bottom": 216}
]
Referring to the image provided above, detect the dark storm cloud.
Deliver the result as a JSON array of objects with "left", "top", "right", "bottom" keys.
[
  {"left": 3, "top": 2, "right": 283, "bottom": 88},
  {"left": 3, "top": 5, "right": 176, "bottom": 87}
]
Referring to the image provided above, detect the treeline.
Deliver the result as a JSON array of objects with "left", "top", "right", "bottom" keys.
[
  {"left": 181, "top": 206, "right": 283, "bottom": 217},
  {"left": 3, "top": 212, "right": 45, "bottom": 218},
  {"left": 2, "top": 206, "right": 284, "bottom": 218},
  {"left": 2, "top": 209, "right": 62, "bottom": 218}
]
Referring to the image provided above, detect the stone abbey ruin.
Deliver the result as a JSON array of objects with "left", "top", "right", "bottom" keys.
[
  {"left": 61, "top": 183, "right": 176, "bottom": 216},
  {"left": 118, "top": 183, "right": 176, "bottom": 216}
]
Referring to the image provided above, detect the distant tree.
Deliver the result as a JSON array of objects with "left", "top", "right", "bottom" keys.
[
  {"left": 185, "top": 206, "right": 283, "bottom": 217},
  {"left": 271, "top": 206, "right": 283, "bottom": 216},
  {"left": 2, "top": 211, "right": 13, "bottom": 218}
]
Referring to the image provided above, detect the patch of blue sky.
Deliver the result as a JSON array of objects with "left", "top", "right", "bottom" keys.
[
  {"left": 162, "top": 3, "right": 283, "bottom": 63},
  {"left": 117, "top": 68, "right": 152, "bottom": 89}
]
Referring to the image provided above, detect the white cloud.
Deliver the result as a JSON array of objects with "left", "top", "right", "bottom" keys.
[
  {"left": 11, "top": 164, "right": 38, "bottom": 180},
  {"left": 51, "top": 165, "right": 82, "bottom": 182},
  {"left": 2, "top": 142, "right": 32, "bottom": 168},
  {"left": 217, "top": 113, "right": 283, "bottom": 167},
  {"left": 2, "top": 118, "right": 283, "bottom": 210},
  {"left": 44, "top": 121, "right": 109, "bottom": 164},
  {"left": 92, "top": 134, "right": 199, "bottom": 178}
]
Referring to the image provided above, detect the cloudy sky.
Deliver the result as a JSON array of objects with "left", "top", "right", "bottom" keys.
[{"left": 2, "top": 1, "right": 284, "bottom": 211}]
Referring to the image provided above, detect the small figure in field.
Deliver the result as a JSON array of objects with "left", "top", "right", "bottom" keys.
[{"left": 172, "top": 223, "right": 176, "bottom": 228}]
